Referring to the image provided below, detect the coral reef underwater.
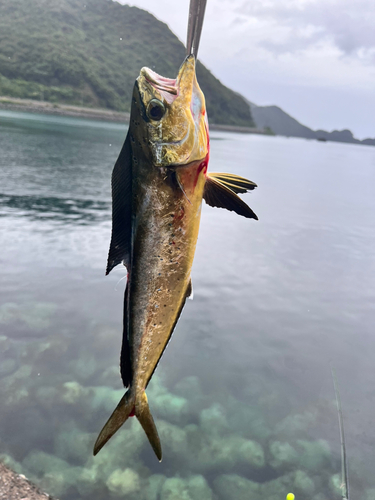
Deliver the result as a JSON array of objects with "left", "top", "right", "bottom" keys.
[{"left": 0, "top": 299, "right": 371, "bottom": 500}]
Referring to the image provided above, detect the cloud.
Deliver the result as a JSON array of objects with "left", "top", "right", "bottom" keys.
[{"left": 236, "top": 0, "right": 375, "bottom": 60}]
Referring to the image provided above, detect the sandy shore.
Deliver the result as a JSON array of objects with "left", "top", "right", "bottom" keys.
[
  {"left": 0, "top": 462, "right": 57, "bottom": 500},
  {"left": 0, "top": 96, "right": 267, "bottom": 134}
]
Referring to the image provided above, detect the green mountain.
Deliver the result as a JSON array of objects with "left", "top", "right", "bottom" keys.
[{"left": 0, "top": 0, "right": 254, "bottom": 127}]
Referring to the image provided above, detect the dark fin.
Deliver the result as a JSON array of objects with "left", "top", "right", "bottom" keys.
[
  {"left": 186, "top": 278, "right": 193, "bottom": 300},
  {"left": 93, "top": 389, "right": 135, "bottom": 456},
  {"left": 208, "top": 172, "right": 257, "bottom": 194},
  {"left": 203, "top": 174, "right": 258, "bottom": 220},
  {"left": 136, "top": 391, "right": 162, "bottom": 461},
  {"left": 120, "top": 283, "right": 131, "bottom": 388},
  {"left": 106, "top": 132, "right": 133, "bottom": 275},
  {"left": 145, "top": 280, "right": 192, "bottom": 388},
  {"left": 332, "top": 367, "right": 350, "bottom": 500}
]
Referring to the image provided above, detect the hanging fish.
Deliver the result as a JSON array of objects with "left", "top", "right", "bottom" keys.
[{"left": 94, "top": 0, "right": 257, "bottom": 461}]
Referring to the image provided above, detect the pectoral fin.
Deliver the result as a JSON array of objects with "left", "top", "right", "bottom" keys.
[
  {"left": 208, "top": 173, "right": 257, "bottom": 194},
  {"left": 203, "top": 174, "right": 258, "bottom": 220},
  {"left": 106, "top": 132, "right": 133, "bottom": 275}
]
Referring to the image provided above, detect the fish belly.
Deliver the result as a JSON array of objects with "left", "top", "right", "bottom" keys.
[{"left": 129, "top": 162, "right": 205, "bottom": 392}]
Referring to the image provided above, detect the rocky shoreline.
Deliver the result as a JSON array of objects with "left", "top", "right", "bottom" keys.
[
  {"left": 0, "top": 96, "right": 267, "bottom": 134},
  {"left": 0, "top": 462, "right": 57, "bottom": 500},
  {"left": 0, "top": 96, "right": 130, "bottom": 123}
]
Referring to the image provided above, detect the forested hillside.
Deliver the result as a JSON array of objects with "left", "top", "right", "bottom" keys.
[{"left": 0, "top": 0, "right": 254, "bottom": 126}]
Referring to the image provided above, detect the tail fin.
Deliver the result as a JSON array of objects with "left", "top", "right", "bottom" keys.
[
  {"left": 136, "top": 391, "right": 162, "bottom": 461},
  {"left": 93, "top": 389, "right": 162, "bottom": 461}
]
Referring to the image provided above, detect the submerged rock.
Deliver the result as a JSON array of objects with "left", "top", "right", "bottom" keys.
[
  {"left": 173, "top": 376, "right": 204, "bottom": 411},
  {"left": 0, "top": 335, "right": 10, "bottom": 355},
  {"left": 158, "top": 420, "right": 188, "bottom": 457},
  {"left": 34, "top": 386, "right": 59, "bottom": 412},
  {"left": 227, "top": 404, "right": 271, "bottom": 442},
  {"left": 152, "top": 392, "right": 189, "bottom": 424},
  {"left": 160, "top": 477, "right": 191, "bottom": 500},
  {"left": 69, "top": 355, "right": 97, "bottom": 382},
  {"left": 186, "top": 424, "right": 265, "bottom": 472},
  {"left": 173, "top": 376, "right": 202, "bottom": 399},
  {"left": 0, "top": 358, "right": 16, "bottom": 377},
  {"left": 54, "top": 425, "right": 95, "bottom": 465},
  {"left": 293, "top": 470, "right": 315, "bottom": 495},
  {"left": 199, "top": 404, "right": 228, "bottom": 436},
  {"left": 187, "top": 475, "right": 213, "bottom": 500},
  {"left": 329, "top": 473, "right": 343, "bottom": 496},
  {"left": 275, "top": 409, "right": 318, "bottom": 439},
  {"left": 261, "top": 471, "right": 298, "bottom": 500},
  {"left": 269, "top": 441, "right": 298, "bottom": 470},
  {"left": 0, "top": 453, "right": 25, "bottom": 475},
  {"left": 261, "top": 470, "right": 315, "bottom": 499},
  {"left": 61, "top": 381, "right": 87, "bottom": 405},
  {"left": 296, "top": 439, "right": 331, "bottom": 472},
  {"left": 0, "top": 302, "right": 56, "bottom": 333},
  {"left": 106, "top": 468, "right": 141, "bottom": 497},
  {"left": 143, "top": 474, "right": 167, "bottom": 500},
  {"left": 366, "top": 488, "right": 375, "bottom": 500},
  {"left": 0, "top": 365, "right": 32, "bottom": 409},
  {"left": 22, "top": 450, "right": 70, "bottom": 476},
  {"left": 236, "top": 438, "right": 265, "bottom": 468},
  {"left": 213, "top": 474, "right": 261, "bottom": 500},
  {"left": 76, "top": 466, "right": 99, "bottom": 497}
]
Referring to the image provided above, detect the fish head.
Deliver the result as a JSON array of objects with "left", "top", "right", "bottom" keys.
[{"left": 133, "top": 55, "right": 208, "bottom": 167}]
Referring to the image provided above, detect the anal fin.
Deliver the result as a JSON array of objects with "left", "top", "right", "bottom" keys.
[
  {"left": 203, "top": 174, "right": 258, "bottom": 220},
  {"left": 120, "top": 283, "right": 131, "bottom": 388}
]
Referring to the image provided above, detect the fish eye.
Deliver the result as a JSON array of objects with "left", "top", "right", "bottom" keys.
[{"left": 147, "top": 99, "right": 166, "bottom": 121}]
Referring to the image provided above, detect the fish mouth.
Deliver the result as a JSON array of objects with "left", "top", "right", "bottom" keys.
[
  {"left": 140, "top": 55, "right": 196, "bottom": 105},
  {"left": 140, "top": 69, "right": 178, "bottom": 105}
]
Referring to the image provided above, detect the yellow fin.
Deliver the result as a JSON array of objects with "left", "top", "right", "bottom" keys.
[
  {"left": 208, "top": 172, "right": 257, "bottom": 194},
  {"left": 93, "top": 389, "right": 135, "bottom": 456},
  {"left": 136, "top": 391, "right": 162, "bottom": 461}
]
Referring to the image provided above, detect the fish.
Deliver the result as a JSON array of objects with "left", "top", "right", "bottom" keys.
[{"left": 93, "top": 54, "right": 258, "bottom": 461}]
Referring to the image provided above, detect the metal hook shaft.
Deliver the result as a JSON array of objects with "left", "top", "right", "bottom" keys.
[{"left": 186, "top": 0, "right": 207, "bottom": 58}]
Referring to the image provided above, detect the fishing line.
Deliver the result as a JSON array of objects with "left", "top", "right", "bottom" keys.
[{"left": 114, "top": 273, "right": 128, "bottom": 291}]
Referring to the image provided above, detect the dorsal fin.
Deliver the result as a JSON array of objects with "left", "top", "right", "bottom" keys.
[
  {"left": 106, "top": 132, "right": 133, "bottom": 275},
  {"left": 203, "top": 173, "right": 258, "bottom": 220}
]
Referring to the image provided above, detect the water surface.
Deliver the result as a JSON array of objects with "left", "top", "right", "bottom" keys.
[{"left": 1, "top": 109, "right": 375, "bottom": 499}]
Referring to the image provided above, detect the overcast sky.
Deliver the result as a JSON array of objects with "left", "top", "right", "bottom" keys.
[{"left": 122, "top": 0, "right": 374, "bottom": 138}]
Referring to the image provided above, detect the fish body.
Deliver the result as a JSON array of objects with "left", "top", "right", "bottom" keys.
[{"left": 94, "top": 56, "right": 257, "bottom": 460}]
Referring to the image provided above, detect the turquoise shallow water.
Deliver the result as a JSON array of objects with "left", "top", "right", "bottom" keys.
[{"left": 1, "top": 109, "right": 375, "bottom": 499}]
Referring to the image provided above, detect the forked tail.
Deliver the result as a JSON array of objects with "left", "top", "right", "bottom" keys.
[{"left": 93, "top": 390, "right": 162, "bottom": 461}]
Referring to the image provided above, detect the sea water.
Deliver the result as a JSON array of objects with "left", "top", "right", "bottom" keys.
[{"left": 1, "top": 109, "right": 375, "bottom": 499}]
